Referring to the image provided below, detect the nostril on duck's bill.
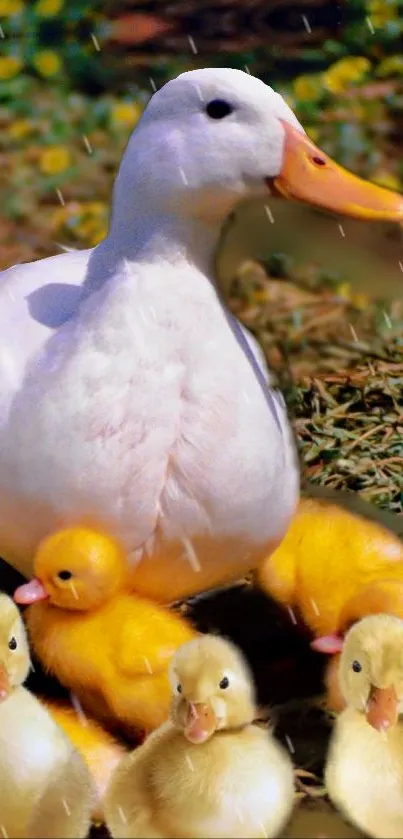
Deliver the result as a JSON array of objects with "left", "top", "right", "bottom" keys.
[
  {"left": 366, "top": 685, "right": 399, "bottom": 732},
  {"left": 184, "top": 701, "right": 217, "bottom": 744},
  {"left": 0, "top": 663, "right": 10, "bottom": 701},
  {"left": 272, "top": 120, "right": 403, "bottom": 223}
]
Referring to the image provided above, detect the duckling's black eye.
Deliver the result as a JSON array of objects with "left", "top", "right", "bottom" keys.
[
  {"left": 8, "top": 637, "right": 17, "bottom": 651},
  {"left": 352, "top": 660, "right": 362, "bottom": 673},
  {"left": 219, "top": 676, "right": 230, "bottom": 690},
  {"left": 205, "top": 99, "right": 233, "bottom": 120},
  {"left": 58, "top": 570, "right": 72, "bottom": 581},
  {"left": 177, "top": 684, "right": 182, "bottom": 694}
]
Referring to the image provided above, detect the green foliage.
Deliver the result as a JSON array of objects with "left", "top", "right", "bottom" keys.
[{"left": 0, "top": 0, "right": 107, "bottom": 90}]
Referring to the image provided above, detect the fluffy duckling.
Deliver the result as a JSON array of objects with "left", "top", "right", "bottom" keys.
[
  {"left": 257, "top": 497, "right": 403, "bottom": 638},
  {"left": 105, "top": 634, "right": 295, "bottom": 839},
  {"left": 325, "top": 614, "right": 403, "bottom": 838},
  {"left": 313, "top": 579, "right": 403, "bottom": 712},
  {"left": 14, "top": 526, "right": 197, "bottom": 734},
  {"left": 0, "top": 593, "right": 94, "bottom": 838},
  {"left": 44, "top": 700, "right": 127, "bottom": 823}
]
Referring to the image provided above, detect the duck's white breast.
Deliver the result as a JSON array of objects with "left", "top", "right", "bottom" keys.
[{"left": 0, "top": 261, "right": 298, "bottom": 593}]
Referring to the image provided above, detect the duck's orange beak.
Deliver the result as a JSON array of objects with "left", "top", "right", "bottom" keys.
[
  {"left": 14, "top": 578, "right": 48, "bottom": 605},
  {"left": 0, "top": 663, "right": 10, "bottom": 701},
  {"left": 366, "top": 685, "right": 398, "bottom": 732},
  {"left": 184, "top": 701, "right": 218, "bottom": 744},
  {"left": 272, "top": 121, "right": 403, "bottom": 222}
]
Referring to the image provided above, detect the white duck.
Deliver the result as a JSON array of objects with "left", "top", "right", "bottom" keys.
[{"left": 1, "top": 68, "right": 402, "bottom": 602}]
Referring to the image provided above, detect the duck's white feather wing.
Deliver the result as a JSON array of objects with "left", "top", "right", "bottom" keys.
[
  {"left": 0, "top": 249, "right": 93, "bottom": 424},
  {"left": 0, "top": 248, "right": 270, "bottom": 424}
]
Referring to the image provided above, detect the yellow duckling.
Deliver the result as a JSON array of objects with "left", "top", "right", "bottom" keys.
[
  {"left": 105, "top": 634, "right": 295, "bottom": 838},
  {"left": 14, "top": 526, "right": 197, "bottom": 735},
  {"left": 325, "top": 614, "right": 403, "bottom": 838},
  {"left": 0, "top": 593, "right": 94, "bottom": 838}
]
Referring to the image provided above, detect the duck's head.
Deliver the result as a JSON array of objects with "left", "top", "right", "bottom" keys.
[
  {"left": 14, "top": 527, "right": 127, "bottom": 612},
  {"left": 169, "top": 634, "right": 256, "bottom": 744},
  {"left": 312, "top": 580, "right": 403, "bottom": 713},
  {"left": 0, "top": 594, "right": 31, "bottom": 700},
  {"left": 338, "top": 613, "right": 403, "bottom": 733},
  {"left": 112, "top": 67, "right": 403, "bottom": 234}
]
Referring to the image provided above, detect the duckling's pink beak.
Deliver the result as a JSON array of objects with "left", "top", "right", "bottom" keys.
[
  {"left": 311, "top": 633, "right": 344, "bottom": 654},
  {"left": 184, "top": 701, "right": 218, "bottom": 744},
  {"left": 366, "top": 685, "right": 398, "bottom": 732},
  {"left": 0, "top": 663, "right": 10, "bottom": 701},
  {"left": 273, "top": 121, "right": 403, "bottom": 222},
  {"left": 14, "top": 578, "right": 48, "bottom": 605}
]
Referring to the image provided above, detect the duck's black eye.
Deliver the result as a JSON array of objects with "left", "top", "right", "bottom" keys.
[
  {"left": 352, "top": 660, "right": 362, "bottom": 673},
  {"left": 219, "top": 676, "right": 230, "bottom": 689},
  {"left": 177, "top": 684, "right": 182, "bottom": 694},
  {"left": 8, "top": 637, "right": 17, "bottom": 651},
  {"left": 58, "top": 570, "right": 72, "bottom": 581},
  {"left": 205, "top": 99, "right": 233, "bottom": 120}
]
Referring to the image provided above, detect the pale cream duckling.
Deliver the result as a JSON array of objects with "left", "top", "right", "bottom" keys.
[
  {"left": 105, "top": 634, "right": 295, "bottom": 839},
  {"left": 325, "top": 614, "right": 403, "bottom": 839},
  {"left": 0, "top": 593, "right": 94, "bottom": 838}
]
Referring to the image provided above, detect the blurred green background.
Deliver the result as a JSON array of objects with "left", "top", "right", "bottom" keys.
[{"left": 1, "top": 0, "right": 403, "bottom": 301}]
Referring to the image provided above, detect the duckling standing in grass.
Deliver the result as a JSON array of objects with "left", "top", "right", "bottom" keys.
[
  {"left": 14, "top": 526, "right": 197, "bottom": 735},
  {"left": 325, "top": 614, "right": 403, "bottom": 839},
  {"left": 0, "top": 593, "right": 94, "bottom": 838},
  {"left": 105, "top": 634, "right": 295, "bottom": 839}
]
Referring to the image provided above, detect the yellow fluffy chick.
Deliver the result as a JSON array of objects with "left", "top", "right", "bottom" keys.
[
  {"left": 14, "top": 526, "right": 197, "bottom": 735},
  {"left": 105, "top": 634, "right": 295, "bottom": 839},
  {"left": 325, "top": 614, "right": 403, "bottom": 838},
  {"left": 257, "top": 497, "right": 403, "bottom": 637},
  {"left": 0, "top": 593, "right": 94, "bottom": 838},
  {"left": 43, "top": 700, "right": 127, "bottom": 823}
]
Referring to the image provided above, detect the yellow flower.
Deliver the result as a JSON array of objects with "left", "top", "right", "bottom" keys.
[
  {"left": 9, "top": 118, "right": 32, "bottom": 139},
  {"left": 336, "top": 281, "right": 352, "bottom": 301},
  {"left": 50, "top": 201, "right": 82, "bottom": 231},
  {"left": 90, "top": 226, "right": 108, "bottom": 246},
  {"left": 84, "top": 201, "right": 107, "bottom": 216},
  {"left": 371, "top": 170, "right": 400, "bottom": 191},
  {"left": 39, "top": 146, "right": 71, "bottom": 175},
  {"left": 368, "top": 0, "right": 397, "bottom": 26},
  {"left": 33, "top": 50, "right": 62, "bottom": 78},
  {"left": 0, "top": 0, "right": 24, "bottom": 16},
  {"left": 351, "top": 292, "right": 369, "bottom": 311},
  {"left": 0, "top": 55, "right": 22, "bottom": 79},
  {"left": 377, "top": 55, "right": 403, "bottom": 77},
  {"left": 74, "top": 218, "right": 99, "bottom": 238},
  {"left": 324, "top": 57, "right": 371, "bottom": 95},
  {"left": 51, "top": 206, "right": 69, "bottom": 230},
  {"left": 111, "top": 101, "right": 142, "bottom": 127},
  {"left": 293, "top": 75, "right": 322, "bottom": 103},
  {"left": 35, "top": 0, "right": 63, "bottom": 16}
]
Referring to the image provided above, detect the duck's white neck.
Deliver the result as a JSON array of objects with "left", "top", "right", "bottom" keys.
[{"left": 106, "top": 200, "right": 223, "bottom": 277}]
